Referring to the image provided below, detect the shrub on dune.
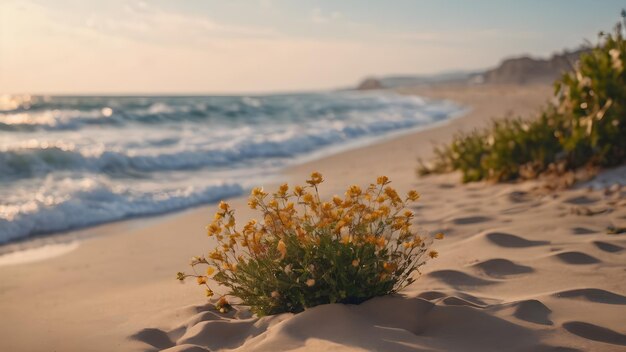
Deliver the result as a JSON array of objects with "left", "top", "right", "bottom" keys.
[
  {"left": 419, "top": 12, "right": 626, "bottom": 183},
  {"left": 177, "top": 172, "right": 441, "bottom": 316}
]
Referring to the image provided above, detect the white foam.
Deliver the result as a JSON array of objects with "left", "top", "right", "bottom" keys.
[
  {"left": 0, "top": 92, "right": 462, "bottom": 243},
  {"left": 0, "top": 179, "right": 244, "bottom": 243}
]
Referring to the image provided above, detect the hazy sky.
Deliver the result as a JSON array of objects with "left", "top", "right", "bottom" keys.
[{"left": 1, "top": 0, "right": 623, "bottom": 94}]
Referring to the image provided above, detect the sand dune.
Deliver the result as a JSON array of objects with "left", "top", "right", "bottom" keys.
[{"left": 1, "top": 84, "right": 624, "bottom": 351}]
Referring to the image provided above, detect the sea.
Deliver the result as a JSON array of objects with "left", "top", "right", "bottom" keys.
[{"left": 0, "top": 92, "right": 461, "bottom": 244}]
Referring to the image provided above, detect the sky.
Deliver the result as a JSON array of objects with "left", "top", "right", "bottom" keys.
[{"left": 0, "top": 0, "right": 624, "bottom": 94}]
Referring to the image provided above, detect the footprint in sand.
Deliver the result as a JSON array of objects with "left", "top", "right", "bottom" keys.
[
  {"left": 534, "top": 346, "right": 583, "bottom": 352},
  {"left": 437, "top": 183, "right": 456, "bottom": 189},
  {"left": 552, "top": 251, "right": 600, "bottom": 265},
  {"left": 485, "top": 232, "right": 549, "bottom": 248},
  {"left": 452, "top": 216, "right": 492, "bottom": 225},
  {"left": 426, "top": 269, "right": 497, "bottom": 288},
  {"left": 507, "top": 191, "right": 531, "bottom": 203},
  {"left": 571, "top": 227, "right": 597, "bottom": 235},
  {"left": 563, "top": 321, "right": 626, "bottom": 346},
  {"left": 592, "top": 241, "right": 624, "bottom": 253},
  {"left": 418, "top": 291, "right": 447, "bottom": 301},
  {"left": 440, "top": 296, "right": 485, "bottom": 308},
  {"left": 471, "top": 258, "right": 534, "bottom": 278},
  {"left": 418, "top": 291, "right": 489, "bottom": 307},
  {"left": 130, "top": 328, "right": 175, "bottom": 350},
  {"left": 554, "top": 288, "right": 626, "bottom": 305},
  {"left": 564, "top": 195, "right": 600, "bottom": 205},
  {"left": 164, "top": 344, "right": 211, "bottom": 352},
  {"left": 512, "top": 299, "right": 553, "bottom": 326}
]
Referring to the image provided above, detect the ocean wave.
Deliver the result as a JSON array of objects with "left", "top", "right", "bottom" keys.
[
  {"left": 0, "top": 93, "right": 432, "bottom": 131},
  {"left": 0, "top": 177, "right": 243, "bottom": 243},
  {"left": 0, "top": 109, "right": 447, "bottom": 180},
  {"left": 0, "top": 92, "right": 461, "bottom": 243}
]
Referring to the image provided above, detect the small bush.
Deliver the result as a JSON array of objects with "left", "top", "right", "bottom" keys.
[
  {"left": 419, "top": 13, "right": 626, "bottom": 182},
  {"left": 177, "top": 173, "right": 441, "bottom": 316}
]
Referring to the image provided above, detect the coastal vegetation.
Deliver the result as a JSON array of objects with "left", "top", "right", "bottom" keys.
[
  {"left": 177, "top": 173, "right": 440, "bottom": 316},
  {"left": 418, "top": 13, "right": 626, "bottom": 183}
]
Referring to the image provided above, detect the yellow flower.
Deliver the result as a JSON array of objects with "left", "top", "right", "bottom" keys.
[
  {"left": 197, "top": 276, "right": 207, "bottom": 285},
  {"left": 278, "top": 183, "right": 289, "bottom": 196},
  {"left": 429, "top": 250, "right": 438, "bottom": 259},
  {"left": 277, "top": 240, "right": 287, "bottom": 259},
  {"left": 294, "top": 185, "right": 305, "bottom": 197},
  {"left": 248, "top": 198, "right": 258, "bottom": 209},
  {"left": 219, "top": 201, "right": 229, "bottom": 211},
  {"left": 335, "top": 220, "right": 346, "bottom": 231},
  {"left": 243, "top": 219, "right": 257, "bottom": 234},
  {"left": 346, "top": 185, "right": 362, "bottom": 198},
  {"left": 376, "top": 237, "right": 386, "bottom": 248},
  {"left": 376, "top": 176, "right": 389, "bottom": 185},
  {"left": 206, "top": 266, "right": 216, "bottom": 276},
  {"left": 206, "top": 223, "right": 221, "bottom": 236},
  {"left": 332, "top": 195, "right": 343, "bottom": 206},
  {"left": 222, "top": 262, "right": 237, "bottom": 271},
  {"left": 383, "top": 262, "right": 397, "bottom": 272},
  {"left": 307, "top": 172, "right": 324, "bottom": 186},
  {"left": 251, "top": 187, "right": 266, "bottom": 197},
  {"left": 384, "top": 187, "right": 401, "bottom": 203},
  {"left": 209, "top": 250, "right": 224, "bottom": 261},
  {"left": 435, "top": 233, "right": 444, "bottom": 240},
  {"left": 407, "top": 190, "right": 420, "bottom": 201},
  {"left": 302, "top": 193, "right": 314, "bottom": 203},
  {"left": 306, "top": 278, "right": 315, "bottom": 287}
]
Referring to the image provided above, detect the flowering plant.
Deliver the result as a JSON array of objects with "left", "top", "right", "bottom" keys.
[
  {"left": 177, "top": 172, "right": 441, "bottom": 316},
  {"left": 419, "top": 12, "right": 626, "bottom": 183}
]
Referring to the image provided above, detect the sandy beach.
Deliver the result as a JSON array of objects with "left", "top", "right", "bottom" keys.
[{"left": 1, "top": 83, "right": 625, "bottom": 352}]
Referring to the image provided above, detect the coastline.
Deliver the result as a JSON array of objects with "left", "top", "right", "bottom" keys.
[
  {"left": 0, "top": 88, "right": 467, "bottom": 259},
  {"left": 7, "top": 83, "right": 625, "bottom": 351}
]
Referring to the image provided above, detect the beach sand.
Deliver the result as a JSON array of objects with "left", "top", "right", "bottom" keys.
[{"left": 1, "top": 84, "right": 625, "bottom": 352}]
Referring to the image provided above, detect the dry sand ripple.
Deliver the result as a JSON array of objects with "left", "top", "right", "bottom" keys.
[
  {"left": 130, "top": 85, "right": 626, "bottom": 352},
  {"left": 133, "top": 177, "right": 626, "bottom": 352}
]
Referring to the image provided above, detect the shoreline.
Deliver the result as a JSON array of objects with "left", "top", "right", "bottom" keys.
[
  {"left": 0, "top": 91, "right": 462, "bottom": 253},
  {"left": 0, "top": 91, "right": 467, "bottom": 261}
]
